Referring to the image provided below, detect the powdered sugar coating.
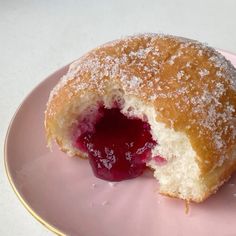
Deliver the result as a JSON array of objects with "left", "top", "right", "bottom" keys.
[{"left": 46, "top": 33, "right": 236, "bottom": 171}]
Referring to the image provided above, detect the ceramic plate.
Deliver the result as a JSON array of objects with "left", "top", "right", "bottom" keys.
[{"left": 5, "top": 50, "right": 236, "bottom": 236}]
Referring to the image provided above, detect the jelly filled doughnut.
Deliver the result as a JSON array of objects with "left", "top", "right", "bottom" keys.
[{"left": 45, "top": 34, "right": 236, "bottom": 202}]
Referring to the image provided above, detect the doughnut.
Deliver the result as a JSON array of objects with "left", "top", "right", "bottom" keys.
[{"left": 45, "top": 34, "right": 236, "bottom": 202}]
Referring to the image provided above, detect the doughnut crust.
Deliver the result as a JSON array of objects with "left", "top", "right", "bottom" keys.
[{"left": 45, "top": 34, "right": 236, "bottom": 202}]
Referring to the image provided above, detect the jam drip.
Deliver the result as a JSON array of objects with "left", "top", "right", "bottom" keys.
[{"left": 76, "top": 108, "right": 156, "bottom": 181}]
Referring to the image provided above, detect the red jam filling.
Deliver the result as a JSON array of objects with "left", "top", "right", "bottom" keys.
[
  {"left": 75, "top": 108, "right": 157, "bottom": 181},
  {"left": 153, "top": 155, "right": 167, "bottom": 166}
]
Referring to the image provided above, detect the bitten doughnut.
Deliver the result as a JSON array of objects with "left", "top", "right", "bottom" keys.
[{"left": 45, "top": 34, "right": 236, "bottom": 202}]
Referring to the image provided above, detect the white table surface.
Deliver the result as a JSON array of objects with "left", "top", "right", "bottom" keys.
[{"left": 1, "top": 0, "right": 236, "bottom": 235}]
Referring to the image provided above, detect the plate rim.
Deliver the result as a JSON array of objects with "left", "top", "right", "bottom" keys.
[
  {"left": 3, "top": 49, "right": 236, "bottom": 235},
  {"left": 3, "top": 64, "right": 70, "bottom": 236}
]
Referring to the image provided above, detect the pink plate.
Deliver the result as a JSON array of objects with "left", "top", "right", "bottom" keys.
[{"left": 5, "top": 50, "right": 236, "bottom": 236}]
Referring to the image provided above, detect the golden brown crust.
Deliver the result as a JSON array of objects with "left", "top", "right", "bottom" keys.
[{"left": 45, "top": 34, "right": 236, "bottom": 176}]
